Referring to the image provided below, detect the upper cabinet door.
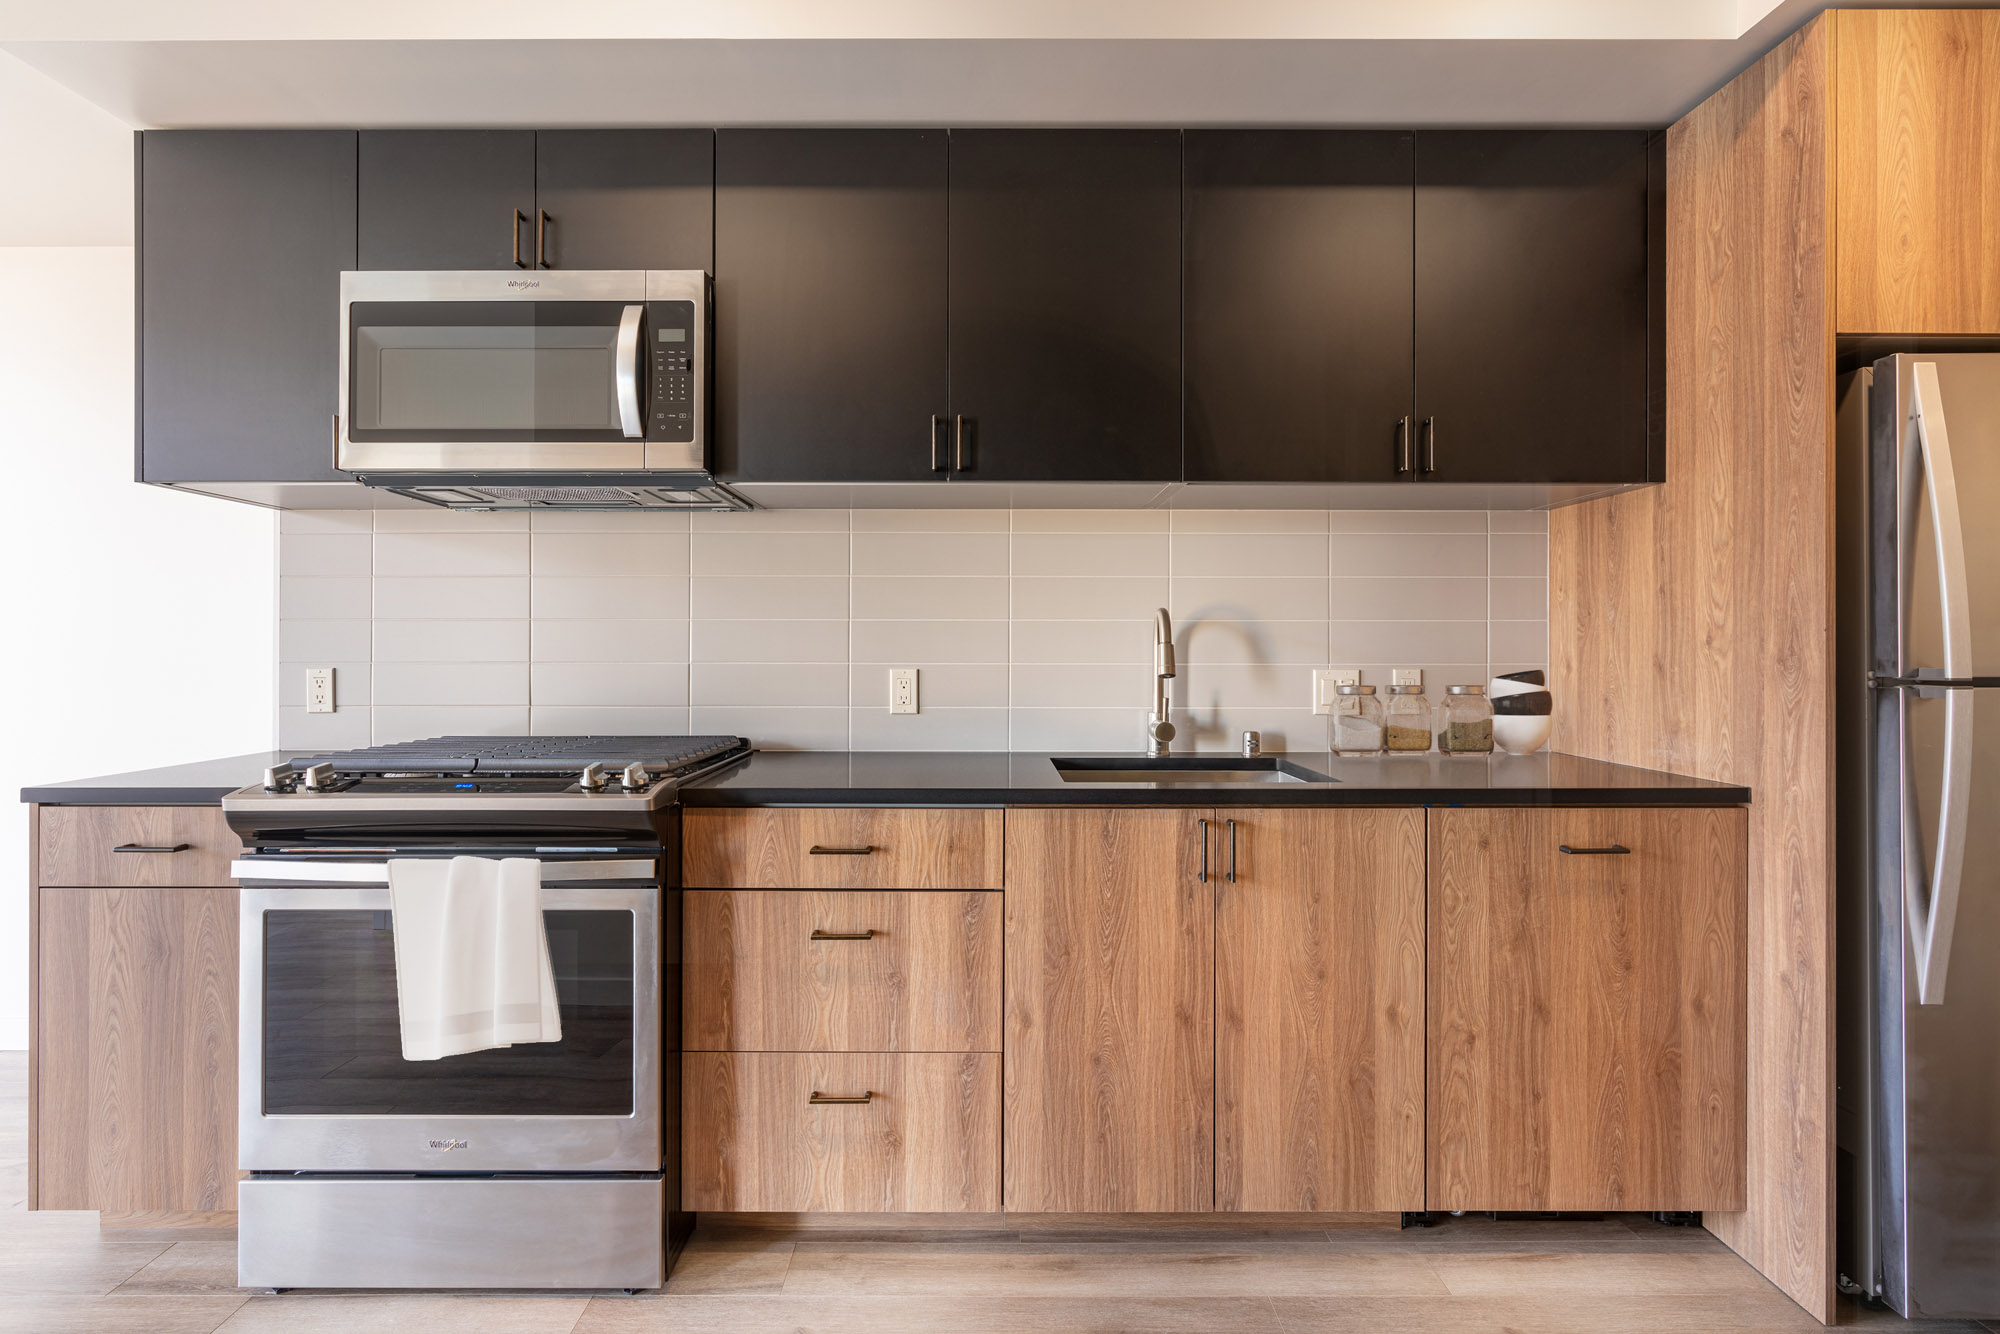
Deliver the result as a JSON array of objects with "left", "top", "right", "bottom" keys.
[
  {"left": 139, "top": 130, "right": 356, "bottom": 484},
  {"left": 1184, "top": 131, "right": 1414, "bottom": 483},
  {"left": 533, "top": 130, "right": 714, "bottom": 271},
  {"left": 357, "top": 131, "right": 536, "bottom": 270},
  {"left": 1835, "top": 9, "right": 2000, "bottom": 335},
  {"left": 1414, "top": 131, "right": 1653, "bottom": 484},
  {"left": 715, "top": 130, "right": 949, "bottom": 483},
  {"left": 946, "top": 130, "right": 1182, "bottom": 482}
]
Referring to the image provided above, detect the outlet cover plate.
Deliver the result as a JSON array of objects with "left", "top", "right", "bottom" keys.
[
  {"left": 890, "top": 668, "right": 919, "bottom": 714},
  {"left": 306, "top": 667, "right": 335, "bottom": 714},
  {"left": 1313, "top": 668, "right": 1360, "bottom": 715},
  {"left": 1392, "top": 667, "right": 1423, "bottom": 689}
]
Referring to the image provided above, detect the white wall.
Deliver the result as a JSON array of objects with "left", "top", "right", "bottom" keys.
[{"left": 0, "top": 53, "right": 277, "bottom": 1048}]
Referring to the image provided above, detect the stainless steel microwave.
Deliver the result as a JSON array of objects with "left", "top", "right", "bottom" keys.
[{"left": 336, "top": 269, "right": 745, "bottom": 511}]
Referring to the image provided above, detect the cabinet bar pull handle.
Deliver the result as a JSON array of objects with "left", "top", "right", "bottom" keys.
[
  {"left": 1396, "top": 416, "right": 1413, "bottom": 474},
  {"left": 1197, "top": 818, "right": 1210, "bottom": 884},
  {"left": 511, "top": 209, "right": 528, "bottom": 268},
  {"left": 808, "top": 844, "right": 874, "bottom": 856},
  {"left": 953, "top": 414, "right": 974, "bottom": 471},
  {"left": 931, "top": 415, "right": 949, "bottom": 472},
  {"left": 1226, "top": 819, "right": 1238, "bottom": 883},
  {"left": 810, "top": 928, "right": 877, "bottom": 941},
  {"left": 114, "top": 843, "right": 190, "bottom": 854},
  {"left": 535, "top": 209, "right": 551, "bottom": 268},
  {"left": 809, "top": 1091, "right": 874, "bottom": 1105},
  {"left": 1422, "top": 417, "right": 1437, "bottom": 474},
  {"left": 1558, "top": 844, "right": 1631, "bottom": 855}
]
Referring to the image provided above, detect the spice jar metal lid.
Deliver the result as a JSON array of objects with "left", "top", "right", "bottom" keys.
[
  {"left": 1446, "top": 684, "right": 1485, "bottom": 694},
  {"left": 1336, "top": 683, "right": 1377, "bottom": 695},
  {"left": 1389, "top": 684, "right": 1425, "bottom": 695}
]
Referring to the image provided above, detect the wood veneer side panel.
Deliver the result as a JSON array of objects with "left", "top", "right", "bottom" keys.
[
  {"left": 26, "top": 806, "right": 39, "bottom": 1211},
  {"left": 1549, "top": 14, "right": 1835, "bottom": 1320},
  {"left": 33, "top": 889, "right": 92, "bottom": 1210}
]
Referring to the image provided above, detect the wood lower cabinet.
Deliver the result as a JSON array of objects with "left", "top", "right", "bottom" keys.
[
  {"left": 1427, "top": 807, "right": 1747, "bottom": 1212},
  {"left": 1215, "top": 808, "right": 1426, "bottom": 1212},
  {"left": 35, "top": 884, "right": 238, "bottom": 1213},
  {"left": 682, "top": 1052, "right": 1000, "bottom": 1212},
  {"left": 1003, "top": 807, "right": 1214, "bottom": 1212}
]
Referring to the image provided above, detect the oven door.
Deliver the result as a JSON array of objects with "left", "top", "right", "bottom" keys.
[
  {"left": 238, "top": 859, "right": 659, "bottom": 1174},
  {"left": 337, "top": 270, "right": 650, "bottom": 473}
]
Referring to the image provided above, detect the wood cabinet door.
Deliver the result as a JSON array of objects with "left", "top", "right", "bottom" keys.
[
  {"left": 36, "top": 888, "right": 237, "bottom": 1213},
  {"left": 1215, "top": 808, "right": 1425, "bottom": 1212},
  {"left": 714, "top": 129, "right": 949, "bottom": 482},
  {"left": 1184, "top": 131, "right": 1416, "bottom": 484},
  {"left": 1427, "top": 807, "right": 1747, "bottom": 1212},
  {"left": 138, "top": 130, "right": 355, "bottom": 484},
  {"left": 946, "top": 130, "right": 1183, "bottom": 482},
  {"left": 1003, "top": 807, "right": 1213, "bottom": 1211},
  {"left": 1414, "top": 131, "right": 1654, "bottom": 484},
  {"left": 1835, "top": 9, "right": 2000, "bottom": 335},
  {"left": 533, "top": 129, "right": 714, "bottom": 271},
  {"left": 358, "top": 130, "right": 536, "bottom": 270}
]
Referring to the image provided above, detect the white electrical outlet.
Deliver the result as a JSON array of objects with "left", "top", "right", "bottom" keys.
[
  {"left": 306, "top": 667, "right": 335, "bottom": 714},
  {"left": 890, "top": 668, "right": 919, "bottom": 714},
  {"left": 1392, "top": 667, "right": 1423, "bottom": 690},
  {"left": 1312, "top": 668, "right": 1360, "bottom": 715}
]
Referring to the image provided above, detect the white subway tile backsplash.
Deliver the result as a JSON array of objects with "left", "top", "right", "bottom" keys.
[
  {"left": 373, "top": 619, "right": 530, "bottom": 664},
  {"left": 277, "top": 507, "right": 1551, "bottom": 753}
]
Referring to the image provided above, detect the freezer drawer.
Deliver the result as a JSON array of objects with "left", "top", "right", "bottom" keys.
[{"left": 237, "top": 1174, "right": 665, "bottom": 1290}]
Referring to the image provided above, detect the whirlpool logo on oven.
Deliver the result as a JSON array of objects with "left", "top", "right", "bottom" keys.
[{"left": 426, "top": 1138, "right": 470, "bottom": 1153}]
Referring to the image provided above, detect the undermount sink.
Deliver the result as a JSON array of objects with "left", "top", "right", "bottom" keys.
[{"left": 1051, "top": 757, "right": 1333, "bottom": 785}]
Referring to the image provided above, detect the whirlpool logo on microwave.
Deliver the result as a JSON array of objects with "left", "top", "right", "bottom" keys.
[
  {"left": 426, "top": 1138, "right": 470, "bottom": 1153},
  {"left": 505, "top": 279, "right": 540, "bottom": 290}
]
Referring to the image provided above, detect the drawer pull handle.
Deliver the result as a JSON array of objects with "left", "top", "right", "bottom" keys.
[
  {"left": 808, "top": 845, "right": 875, "bottom": 856},
  {"left": 810, "top": 928, "right": 877, "bottom": 941},
  {"left": 1558, "top": 844, "right": 1631, "bottom": 856},
  {"left": 809, "top": 1091, "right": 874, "bottom": 1105},
  {"left": 114, "top": 843, "right": 190, "bottom": 854}
]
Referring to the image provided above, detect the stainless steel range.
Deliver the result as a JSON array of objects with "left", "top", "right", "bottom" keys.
[{"left": 222, "top": 735, "right": 748, "bottom": 1292}]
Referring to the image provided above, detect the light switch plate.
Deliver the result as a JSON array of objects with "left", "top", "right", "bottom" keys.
[
  {"left": 1313, "top": 668, "right": 1360, "bottom": 715},
  {"left": 890, "top": 668, "right": 919, "bottom": 714},
  {"left": 1392, "top": 667, "right": 1423, "bottom": 690},
  {"left": 306, "top": 667, "right": 335, "bottom": 714}
]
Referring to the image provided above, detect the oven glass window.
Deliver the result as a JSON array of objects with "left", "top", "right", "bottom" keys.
[{"left": 262, "top": 909, "right": 635, "bottom": 1116}]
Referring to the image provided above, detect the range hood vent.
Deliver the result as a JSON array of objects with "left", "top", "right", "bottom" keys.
[{"left": 358, "top": 475, "right": 752, "bottom": 513}]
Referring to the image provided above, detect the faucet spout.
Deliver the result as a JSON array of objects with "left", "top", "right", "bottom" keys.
[{"left": 1147, "top": 608, "right": 1177, "bottom": 757}]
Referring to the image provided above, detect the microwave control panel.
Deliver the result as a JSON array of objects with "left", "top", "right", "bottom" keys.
[{"left": 647, "top": 299, "right": 698, "bottom": 444}]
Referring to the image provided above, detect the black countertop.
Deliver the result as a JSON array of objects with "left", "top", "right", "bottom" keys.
[{"left": 22, "top": 748, "right": 1750, "bottom": 808}]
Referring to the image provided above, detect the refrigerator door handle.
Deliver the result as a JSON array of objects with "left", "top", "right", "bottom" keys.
[
  {"left": 1902, "top": 684, "right": 1974, "bottom": 1005},
  {"left": 1902, "top": 363, "right": 1974, "bottom": 679}
]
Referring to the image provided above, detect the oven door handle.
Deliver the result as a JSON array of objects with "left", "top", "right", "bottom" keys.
[
  {"left": 615, "top": 304, "right": 645, "bottom": 439},
  {"left": 231, "top": 857, "right": 657, "bottom": 885}
]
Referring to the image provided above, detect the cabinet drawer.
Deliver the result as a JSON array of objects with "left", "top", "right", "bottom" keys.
[
  {"left": 683, "top": 1052, "right": 1000, "bottom": 1212},
  {"left": 682, "top": 808, "right": 1002, "bottom": 889},
  {"left": 686, "top": 891, "right": 1000, "bottom": 1053},
  {"left": 37, "top": 806, "right": 242, "bottom": 888}
]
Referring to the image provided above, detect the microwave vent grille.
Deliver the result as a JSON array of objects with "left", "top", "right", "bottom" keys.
[{"left": 387, "top": 483, "right": 751, "bottom": 513}]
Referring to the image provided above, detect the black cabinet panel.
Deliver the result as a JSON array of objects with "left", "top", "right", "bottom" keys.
[
  {"left": 946, "top": 130, "right": 1182, "bottom": 482},
  {"left": 715, "top": 130, "right": 948, "bottom": 483},
  {"left": 534, "top": 130, "right": 713, "bottom": 271},
  {"left": 1184, "top": 131, "right": 1414, "bottom": 484},
  {"left": 1413, "top": 131, "right": 1651, "bottom": 484},
  {"left": 139, "top": 130, "right": 356, "bottom": 483},
  {"left": 358, "top": 131, "right": 535, "bottom": 270}
]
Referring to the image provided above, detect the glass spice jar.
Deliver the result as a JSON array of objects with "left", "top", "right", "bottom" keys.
[
  {"left": 1383, "top": 685, "right": 1433, "bottom": 753},
  {"left": 1329, "top": 683, "right": 1383, "bottom": 756},
  {"left": 1436, "top": 683, "right": 1495, "bottom": 754}
]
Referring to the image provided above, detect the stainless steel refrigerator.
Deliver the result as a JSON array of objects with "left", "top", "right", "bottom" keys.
[{"left": 1839, "top": 352, "right": 2000, "bottom": 1319}]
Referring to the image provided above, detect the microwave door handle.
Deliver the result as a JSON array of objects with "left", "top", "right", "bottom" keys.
[{"left": 615, "top": 304, "right": 645, "bottom": 439}]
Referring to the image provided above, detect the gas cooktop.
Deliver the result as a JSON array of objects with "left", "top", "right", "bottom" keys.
[{"left": 285, "top": 735, "right": 748, "bottom": 778}]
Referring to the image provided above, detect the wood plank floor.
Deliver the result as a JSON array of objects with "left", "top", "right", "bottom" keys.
[{"left": 1, "top": 1054, "right": 1991, "bottom": 1333}]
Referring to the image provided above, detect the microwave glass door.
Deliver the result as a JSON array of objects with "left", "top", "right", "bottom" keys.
[
  {"left": 261, "top": 907, "right": 636, "bottom": 1116},
  {"left": 347, "top": 301, "right": 642, "bottom": 443}
]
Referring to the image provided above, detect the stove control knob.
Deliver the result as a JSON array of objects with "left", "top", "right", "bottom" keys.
[
  {"left": 263, "top": 763, "right": 297, "bottom": 793},
  {"left": 301, "top": 763, "right": 335, "bottom": 792},
  {"left": 621, "top": 763, "right": 651, "bottom": 791},
  {"left": 579, "top": 762, "right": 608, "bottom": 791}
]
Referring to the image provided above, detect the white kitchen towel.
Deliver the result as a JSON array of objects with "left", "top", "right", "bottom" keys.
[{"left": 387, "top": 856, "right": 562, "bottom": 1061}]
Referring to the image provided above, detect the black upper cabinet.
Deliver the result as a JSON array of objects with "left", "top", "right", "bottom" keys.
[
  {"left": 946, "top": 131, "right": 1183, "bottom": 482},
  {"left": 533, "top": 130, "right": 714, "bottom": 270},
  {"left": 358, "top": 131, "right": 535, "bottom": 270},
  {"left": 139, "top": 130, "right": 356, "bottom": 483},
  {"left": 715, "top": 130, "right": 949, "bottom": 483},
  {"left": 1413, "top": 131, "right": 1654, "bottom": 484},
  {"left": 1184, "top": 131, "right": 1414, "bottom": 484}
]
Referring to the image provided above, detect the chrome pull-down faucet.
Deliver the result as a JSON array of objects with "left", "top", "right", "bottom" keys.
[{"left": 1147, "top": 607, "right": 1177, "bottom": 757}]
